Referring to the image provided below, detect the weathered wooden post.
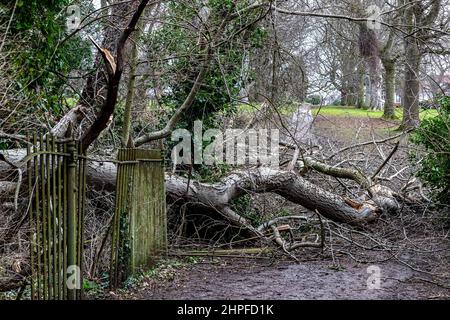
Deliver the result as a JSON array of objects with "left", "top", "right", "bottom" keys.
[
  {"left": 110, "top": 148, "right": 167, "bottom": 288},
  {"left": 66, "top": 138, "right": 77, "bottom": 300}
]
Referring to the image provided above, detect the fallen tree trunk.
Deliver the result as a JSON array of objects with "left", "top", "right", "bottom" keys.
[
  {"left": 0, "top": 105, "right": 86, "bottom": 175},
  {"left": 2, "top": 151, "right": 386, "bottom": 228},
  {"left": 86, "top": 161, "right": 382, "bottom": 227},
  {"left": 165, "top": 167, "right": 381, "bottom": 227},
  {"left": 301, "top": 157, "right": 399, "bottom": 213}
]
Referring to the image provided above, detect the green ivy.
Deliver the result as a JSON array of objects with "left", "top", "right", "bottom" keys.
[
  {"left": 146, "top": 0, "right": 267, "bottom": 132},
  {"left": 232, "top": 194, "right": 260, "bottom": 225},
  {"left": 144, "top": 0, "right": 267, "bottom": 182},
  {"left": 1, "top": 0, "right": 91, "bottom": 119}
]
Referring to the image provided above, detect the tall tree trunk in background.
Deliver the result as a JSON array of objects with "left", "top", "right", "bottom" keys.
[
  {"left": 358, "top": 24, "right": 382, "bottom": 110},
  {"left": 340, "top": 54, "right": 357, "bottom": 106},
  {"left": 401, "top": 40, "right": 421, "bottom": 128},
  {"left": 382, "top": 58, "right": 396, "bottom": 119},
  {"left": 379, "top": 27, "right": 397, "bottom": 119},
  {"left": 399, "top": 0, "right": 441, "bottom": 129},
  {"left": 271, "top": 47, "right": 280, "bottom": 103},
  {"left": 346, "top": 75, "right": 358, "bottom": 106},
  {"left": 341, "top": 90, "right": 348, "bottom": 106},
  {"left": 340, "top": 64, "right": 348, "bottom": 106},
  {"left": 400, "top": 2, "right": 422, "bottom": 129},
  {"left": 357, "top": 63, "right": 366, "bottom": 108},
  {"left": 367, "top": 56, "right": 383, "bottom": 110},
  {"left": 269, "top": 11, "right": 280, "bottom": 104}
]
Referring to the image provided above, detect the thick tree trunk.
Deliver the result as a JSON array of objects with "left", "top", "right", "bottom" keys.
[
  {"left": 357, "top": 64, "right": 366, "bottom": 109},
  {"left": 401, "top": 39, "right": 421, "bottom": 129},
  {"left": 382, "top": 59, "right": 396, "bottom": 119},
  {"left": 0, "top": 159, "right": 388, "bottom": 291},
  {"left": 346, "top": 86, "right": 358, "bottom": 107},
  {"left": 166, "top": 168, "right": 381, "bottom": 227},
  {"left": 358, "top": 23, "right": 382, "bottom": 111},
  {"left": 367, "top": 56, "right": 383, "bottom": 111}
]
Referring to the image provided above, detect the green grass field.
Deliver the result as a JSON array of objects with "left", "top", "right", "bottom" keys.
[
  {"left": 311, "top": 105, "right": 438, "bottom": 120},
  {"left": 237, "top": 103, "right": 438, "bottom": 120}
]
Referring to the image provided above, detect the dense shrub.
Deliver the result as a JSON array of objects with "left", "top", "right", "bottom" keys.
[
  {"left": 305, "top": 95, "right": 322, "bottom": 105},
  {"left": 411, "top": 95, "right": 450, "bottom": 205}
]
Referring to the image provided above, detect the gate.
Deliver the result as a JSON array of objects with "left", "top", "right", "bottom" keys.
[
  {"left": 25, "top": 136, "right": 167, "bottom": 295},
  {"left": 26, "top": 133, "right": 86, "bottom": 300},
  {"left": 110, "top": 148, "right": 167, "bottom": 288}
]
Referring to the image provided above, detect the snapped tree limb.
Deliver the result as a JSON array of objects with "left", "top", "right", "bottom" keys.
[{"left": 81, "top": 0, "right": 151, "bottom": 152}]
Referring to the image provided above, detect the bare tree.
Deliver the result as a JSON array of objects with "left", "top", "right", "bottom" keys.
[{"left": 400, "top": 0, "right": 444, "bottom": 129}]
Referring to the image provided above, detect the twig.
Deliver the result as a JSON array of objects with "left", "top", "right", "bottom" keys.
[
  {"left": 371, "top": 141, "right": 400, "bottom": 180},
  {"left": 13, "top": 168, "right": 22, "bottom": 212},
  {"left": 0, "top": 132, "right": 31, "bottom": 145}
]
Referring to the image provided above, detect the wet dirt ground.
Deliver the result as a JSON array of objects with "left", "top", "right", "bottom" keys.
[
  {"left": 110, "top": 114, "right": 449, "bottom": 301},
  {"left": 122, "top": 257, "right": 449, "bottom": 300}
]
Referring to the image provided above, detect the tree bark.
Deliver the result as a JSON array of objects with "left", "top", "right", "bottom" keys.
[
  {"left": 121, "top": 20, "right": 141, "bottom": 147},
  {"left": 398, "top": 0, "right": 442, "bottom": 130},
  {"left": 357, "top": 63, "right": 366, "bottom": 108},
  {"left": 367, "top": 56, "right": 383, "bottom": 111},
  {"left": 168, "top": 168, "right": 381, "bottom": 226},
  {"left": 79, "top": 160, "right": 386, "bottom": 227},
  {"left": 382, "top": 58, "right": 396, "bottom": 119},
  {"left": 401, "top": 37, "right": 421, "bottom": 129},
  {"left": 81, "top": 0, "right": 150, "bottom": 151},
  {"left": 340, "top": 89, "right": 348, "bottom": 106}
]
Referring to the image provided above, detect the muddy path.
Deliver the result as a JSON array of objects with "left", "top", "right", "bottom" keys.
[
  {"left": 108, "top": 115, "right": 449, "bottom": 301},
  {"left": 115, "top": 256, "right": 449, "bottom": 300}
]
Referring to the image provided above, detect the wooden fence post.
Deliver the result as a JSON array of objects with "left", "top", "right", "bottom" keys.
[
  {"left": 110, "top": 148, "right": 167, "bottom": 288},
  {"left": 66, "top": 138, "right": 77, "bottom": 300}
]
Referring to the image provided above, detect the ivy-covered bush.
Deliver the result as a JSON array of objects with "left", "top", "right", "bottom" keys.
[
  {"left": 145, "top": 0, "right": 267, "bottom": 131},
  {"left": 0, "top": 0, "right": 92, "bottom": 136},
  {"left": 143, "top": 0, "right": 267, "bottom": 181},
  {"left": 411, "top": 95, "right": 450, "bottom": 205}
]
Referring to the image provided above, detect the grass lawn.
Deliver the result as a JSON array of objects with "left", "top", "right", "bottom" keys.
[
  {"left": 312, "top": 105, "right": 438, "bottom": 120},
  {"left": 237, "top": 103, "right": 438, "bottom": 120}
]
